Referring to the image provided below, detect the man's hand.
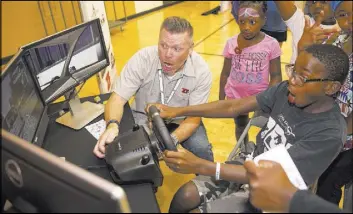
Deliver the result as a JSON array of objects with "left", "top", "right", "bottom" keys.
[
  {"left": 93, "top": 123, "right": 119, "bottom": 158},
  {"left": 145, "top": 103, "right": 179, "bottom": 120},
  {"left": 244, "top": 160, "right": 298, "bottom": 213},
  {"left": 163, "top": 147, "right": 204, "bottom": 174},
  {"left": 298, "top": 11, "right": 340, "bottom": 52}
]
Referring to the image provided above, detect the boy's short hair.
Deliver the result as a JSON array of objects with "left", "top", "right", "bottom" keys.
[
  {"left": 239, "top": 1, "right": 268, "bottom": 16},
  {"left": 305, "top": 44, "right": 349, "bottom": 84},
  {"left": 160, "top": 16, "right": 193, "bottom": 40}
]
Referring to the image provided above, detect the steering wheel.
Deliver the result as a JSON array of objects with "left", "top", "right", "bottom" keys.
[{"left": 148, "top": 105, "right": 177, "bottom": 152}]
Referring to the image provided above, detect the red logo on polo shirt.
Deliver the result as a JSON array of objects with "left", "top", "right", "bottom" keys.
[{"left": 182, "top": 88, "right": 189, "bottom": 94}]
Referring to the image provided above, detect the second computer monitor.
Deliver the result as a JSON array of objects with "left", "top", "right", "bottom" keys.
[
  {"left": 22, "top": 18, "right": 110, "bottom": 130},
  {"left": 1, "top": 50, "right": 49, "bottom": 147},
  {"left": 2, "top": 129, "right": 131, "bottom": 213},
  {"left": 22, "top": 18, "right": 109, "bottom": 103}
]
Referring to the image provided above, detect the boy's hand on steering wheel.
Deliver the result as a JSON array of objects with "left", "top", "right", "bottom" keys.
[
  {"left": 162, "top": 147, "right": 203, "bottom": 174},
  {"left": 145, "top": 103, "right": 178, "bottom": 120}
]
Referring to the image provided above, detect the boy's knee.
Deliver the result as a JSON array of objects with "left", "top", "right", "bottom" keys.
[{"left": 170, "top": 182, "right": 201, "bottom": 212}]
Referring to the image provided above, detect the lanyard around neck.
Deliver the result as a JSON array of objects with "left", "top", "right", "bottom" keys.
[{"left": 158, "top": 69, "right": 184, "bottom": 105}]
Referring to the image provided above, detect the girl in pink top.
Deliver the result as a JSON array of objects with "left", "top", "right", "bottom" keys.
[{"left": 219, "top": 1, "right": 282, "bottom": 144}]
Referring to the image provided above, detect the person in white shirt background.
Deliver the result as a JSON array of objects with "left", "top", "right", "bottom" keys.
[{"left": 274, "top": 1, "right": 340, "bottom": 64}]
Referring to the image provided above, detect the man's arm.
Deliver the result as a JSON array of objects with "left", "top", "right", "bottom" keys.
[
  {"left": 104, "top": 92, "right": 127, "bottom": 126},
  {"left": 171, "top": 117, "right": 201, "bottom": 143},
  {"left": 94, "top": 49, "right": 148, "bottom": 158},
  {"left": 93, "top": 92, "right": 128, "bottom": 158},
  {"left": 274, "top": 1, "right": 297, "bottom": 21}
]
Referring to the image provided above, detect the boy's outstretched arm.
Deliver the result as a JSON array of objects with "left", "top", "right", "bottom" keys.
[{"left": 146, "top": 95, "right": 259, "bottom": 120}]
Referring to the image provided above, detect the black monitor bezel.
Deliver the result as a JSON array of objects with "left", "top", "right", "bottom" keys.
[
  {"left": 1, "top": 129, "right": 131, "bottom": 213},
  {"left": 1, "top": 49, "right": 48, "bottom": 145},
  {"left": 20, "top": 18, "right": 110, "bottom": 104}
]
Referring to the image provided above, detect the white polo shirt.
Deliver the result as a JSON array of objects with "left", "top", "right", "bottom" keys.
[{"left": 112, "top": 46, "right": 212, "bottom": 126}]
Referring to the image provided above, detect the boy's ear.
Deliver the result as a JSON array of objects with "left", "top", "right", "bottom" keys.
[{"left": 325, "top": 81, "right": 342, "bottom": 96}]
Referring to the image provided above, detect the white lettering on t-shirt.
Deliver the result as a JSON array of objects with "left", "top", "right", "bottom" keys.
[{"left": 260, "top": 117, "right": 293, "bottom": 151}]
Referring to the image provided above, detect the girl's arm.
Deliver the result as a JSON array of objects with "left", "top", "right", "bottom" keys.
[
  {"left": 219, "top": 57, "right": 232, "bottom": 100},
  {"left": 269, "top": 56, "right": 282, "bottom": 87}
]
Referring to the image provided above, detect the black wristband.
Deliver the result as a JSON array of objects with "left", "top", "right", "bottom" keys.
[{"left": 106, "top": 119, "right": 120, "bottom": 128}]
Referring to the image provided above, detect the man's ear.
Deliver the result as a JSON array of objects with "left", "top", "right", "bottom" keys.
[
  {"left": 325, "top": 81, "right": 342, "bottom": 96},
  {"left": 189, "top": 42, "right": 194, "bottom": 56}
]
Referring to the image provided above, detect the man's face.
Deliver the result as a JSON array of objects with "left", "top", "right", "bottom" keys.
[
  {"left": 287, "top": 51, "right": 329, "bottom": 108},
  {"left": 335, "top": 1, "right": 353, "bottom": 35},
  {"left": 308, "top": 1, "right": 334, "bottom": 22},
  {"left": 158, "top": 28, "right": 193, "bottom": 75},
  {"left": 238, "top": 6, "right": 265, "bottom": 40}
]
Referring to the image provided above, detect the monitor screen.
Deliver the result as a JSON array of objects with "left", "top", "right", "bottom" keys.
[
  {"left": 1, "top": 129, "right": 131, "bottom": 213},
  {"left": 21, "top": 18, "right": 109, "bottom": 104},
  {"left": 1, "top": 50, "right": 45, "bottom": 143}
]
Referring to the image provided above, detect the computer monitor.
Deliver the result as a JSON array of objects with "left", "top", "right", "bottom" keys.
[
  {"left": 1, "top": 129, "right": 131, "bottom": 213},
  {"left": 21, "top": 18, "right": 110, "bottom": 130},
  {"left": 1, "top": 49, "right": 49, "bottom": 147}
]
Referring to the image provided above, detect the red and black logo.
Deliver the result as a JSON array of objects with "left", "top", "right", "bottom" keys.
[{"left": 182, "top": 88, "right": 189, "bottom": 94}]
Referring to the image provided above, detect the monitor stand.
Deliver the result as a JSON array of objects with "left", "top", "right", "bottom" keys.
[{"left": 56, "top": 90, "right": 104, "bottom": 130}]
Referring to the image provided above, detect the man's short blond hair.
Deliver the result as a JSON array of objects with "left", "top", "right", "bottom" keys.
[{"left": 160, "top": 16, "right": 194, "bottom": 40}]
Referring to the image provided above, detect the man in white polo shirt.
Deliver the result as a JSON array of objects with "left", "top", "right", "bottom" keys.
[{"left": 93, "top": 16, "right": 214, "bottom": 161}]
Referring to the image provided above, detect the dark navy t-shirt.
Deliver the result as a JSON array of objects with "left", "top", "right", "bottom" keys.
[{"left": 255, "top": 81, "right": 346, "bottom": 185}]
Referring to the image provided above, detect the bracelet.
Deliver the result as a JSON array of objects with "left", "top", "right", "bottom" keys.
[
  {"left": 106, "top": 119, "right": 120, "bottom": 128},
  {"left": 215, "top": 162, "right": 221, "bottom": 180}
]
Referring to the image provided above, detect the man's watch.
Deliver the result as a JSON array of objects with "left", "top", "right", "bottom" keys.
[
  {"left": 170, "top": 133, "right": 179, "bottom": 146},
  {"left": 106, "top": 119, "right": 120, "bottom": 129}
]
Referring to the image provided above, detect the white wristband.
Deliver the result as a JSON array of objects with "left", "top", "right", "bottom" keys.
[{"left": 215, "top": 162, "right": 221, "bottom": 180}]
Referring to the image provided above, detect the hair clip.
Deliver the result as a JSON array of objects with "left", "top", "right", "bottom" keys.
[{"left": 235, "top": 46, "right": 242, "bottom": 54}]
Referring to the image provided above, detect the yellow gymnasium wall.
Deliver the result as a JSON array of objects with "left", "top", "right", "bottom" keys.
[
  {"left": 1, "top": 1, "right": 82, "bottom": 60},
  {"left": 104, "top": 1, "right": 136, "bottom": 21}
]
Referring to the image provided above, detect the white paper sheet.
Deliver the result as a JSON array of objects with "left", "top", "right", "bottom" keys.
[
  {"left": 85, "top": 119, "right": 106, "bottom": 140},
  {"left": 253, "top": 145, "right": 308, "bottom": 190}
]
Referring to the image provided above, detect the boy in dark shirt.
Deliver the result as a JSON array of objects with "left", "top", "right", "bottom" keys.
[{"left": 147, "top": 44, "right": 349, "bottom": 212}]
